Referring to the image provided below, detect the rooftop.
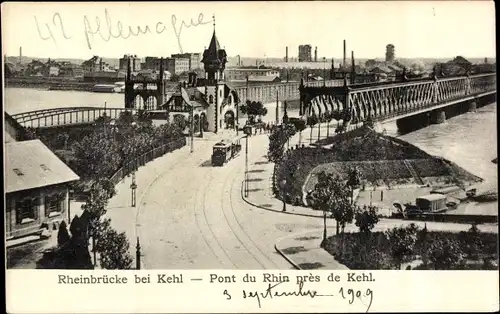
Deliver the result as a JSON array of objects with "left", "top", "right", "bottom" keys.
[{"left": 5, "top": 140, "right": 80, "bottom": 193}]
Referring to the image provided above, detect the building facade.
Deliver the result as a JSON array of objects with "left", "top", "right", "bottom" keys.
[
  {"left": 171, "top": 53, "right": 202, "bottom": 70},
  {"left": 385, "top": 44, "right": 395, "bottom": 63},
  {"left": 225, "top": 68, "right": 280, "bottom": 81},
  {"left": 298, "top": 45, "right": 313, "bottom": 62},
  {"left": 5, "top": 140, "right": 80, "bottom": 239},
  {"left": 119, "top": 55, "right": 141, "bottom": 71},
  {"left": 166, "top": 57, "right": 190, "bottom": 74}
]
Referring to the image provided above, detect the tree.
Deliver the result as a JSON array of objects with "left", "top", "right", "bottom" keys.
[
  {"left": 429, "top": 239, "right": 464, "bottom": 270},
  {"left": 267, "top": 126, "right": 288, "bottom": 163},
  {"left": 346, "top": 166, "right": 362, "bottom": 202},
  {"left": 306, "top": 113, "right": 318, "bottom": 144},
  {"left": 354, "top": 205, "right": 379, "bottom": 233},
  {"left": 308, "top": 171, "right": 335, "bottom": 247},
  {"left": 289, "top": 118, "right": 307, "bottom": 145},
  {"left": 72, "top": 133, "right": 122, "bottom": 180},
  {"left": 324, "top": 111, "right": 333, "bottom": 138},
  {"left": 94, "top": 218, "right": 133, "bottom": 269},
  {"left": 57, "top": 221, "right": 70, "bottom": 247},
  {"left": 386, "top": 223, "right": 419, "bottom": 269},
  {"left": 240, "top": 100, "right": 268, "bottom": 124}
]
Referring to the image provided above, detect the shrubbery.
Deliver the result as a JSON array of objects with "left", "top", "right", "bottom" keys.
[{"left": 323, "top": 225, "right": 498, "bottom": 270}]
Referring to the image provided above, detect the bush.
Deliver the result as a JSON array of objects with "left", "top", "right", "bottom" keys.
[
  {"left": 57, "top": 221, "right": 70, "bottom": 247},
  {"left": 429, "top": 239, "right": 465, "bottom": 270},
  {"left": 355, "top": 205, "right": 379, "bottom": 233},
  {"left": 94, "top": 219, "right": 133, "bottom": 270}
]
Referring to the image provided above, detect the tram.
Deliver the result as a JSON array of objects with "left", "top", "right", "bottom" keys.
[{"left": 211, "top": 135, "right": 245, "bottom": 166}]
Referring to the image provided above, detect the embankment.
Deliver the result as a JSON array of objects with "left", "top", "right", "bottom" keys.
[{"left": 275, "top": 125, "right": 483, "bottom": 205}]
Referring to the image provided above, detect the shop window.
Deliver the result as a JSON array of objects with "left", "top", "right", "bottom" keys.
[{"left": 16, "top": 198, "right": 37, "bottom": 224}]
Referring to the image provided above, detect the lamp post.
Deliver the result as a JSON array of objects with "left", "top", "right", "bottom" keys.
[
  {"left": 130, "top": 122, "right": 137, "bottom": 207},
  {"left": 110, "top": 120, "right": 117, "bottom": 142},
  {"left": 190, "top": 108, "right": 194, "bottom": 153},
  {"left": 243, "top": 125, "right": 252, "bottom": 197}
]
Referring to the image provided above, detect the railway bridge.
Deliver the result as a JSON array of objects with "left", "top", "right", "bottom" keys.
[{"left": 299, "top": 72, "right": 496, "bottom": 131}]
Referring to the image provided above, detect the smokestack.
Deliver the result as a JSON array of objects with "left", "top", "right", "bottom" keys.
[
  {"left": 314, "top": 47, "right": 317, "bottom": 62},
  {"left": 286, "top": 47, "right": 288, "bottom": 63},
  {"left": 19, "top": 47, "right": 22, "bottom": 64},
  {"left": 351, "top": 51, "right": 355, "bottom": 84},
  {"left": 343, "top": 40, "right": 346, "bottom": 69}
]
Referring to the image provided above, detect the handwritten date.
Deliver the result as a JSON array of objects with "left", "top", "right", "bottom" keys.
[{"left": 236, "top": 282, "right": 374, "bottom": 312}]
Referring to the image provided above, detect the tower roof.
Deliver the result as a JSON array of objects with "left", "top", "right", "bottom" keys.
[{"left": 208, "top": 31, "right": 221, "bottom": 54}]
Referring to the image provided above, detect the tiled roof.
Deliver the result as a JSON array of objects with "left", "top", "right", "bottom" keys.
[{"left": 5, "top": 140, "right": 80, "bottom": 193}]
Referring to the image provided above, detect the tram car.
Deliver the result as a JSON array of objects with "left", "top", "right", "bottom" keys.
[{"left": 211, "top": 135, "right": 244, "bottom": 166}]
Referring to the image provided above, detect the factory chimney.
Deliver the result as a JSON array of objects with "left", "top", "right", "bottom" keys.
[
  {"left": 314, "top": 47, "right": 318, "bottom": 62},
  {"left": 351, "top": 51, "right": 356, "bottom": 84},
  {"left": 343, "top": 40, "right": 346, "bottom": 70},
  {"left": 18, "top": 47, "right": 22, "bottom": 65},
  {"left": 285, "top": 47, "right": 288, "bottom": 63}
]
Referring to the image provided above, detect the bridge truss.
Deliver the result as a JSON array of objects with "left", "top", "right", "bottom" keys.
[
  {"left": 10, "top": 107, "right": 140, "bottom": 128},
  {"left": 299, "top": 73, "right": 496, "bottom": 125}
]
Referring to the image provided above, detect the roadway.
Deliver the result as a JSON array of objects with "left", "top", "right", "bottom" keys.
[
  {"left": 132, "top": 131, "right": 330, "bottom": 269},
  {"left": 104, "top": 123, "right": 497, "bottom": 270}
]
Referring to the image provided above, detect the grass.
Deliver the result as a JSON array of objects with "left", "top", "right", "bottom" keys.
[{"left": 276, "top": 126, "right": 484, "bottom": 204}]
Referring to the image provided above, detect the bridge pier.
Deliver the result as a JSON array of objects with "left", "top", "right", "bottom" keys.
[
  {"left": 468, "top": 100, "right": 477, "bottom": 112},
  {"left": 431, "top": 110, "right": 446, "bottom": 124}
]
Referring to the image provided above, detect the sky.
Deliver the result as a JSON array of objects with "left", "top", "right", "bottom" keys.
[{"left": 1, "top": 1, "right": 496, "bottom": 60}]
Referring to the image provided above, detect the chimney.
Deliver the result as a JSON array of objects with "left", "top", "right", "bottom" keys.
[
  {"left": 19, "top": 47, "right": 22, "bottom": 64},
  {"left": 351, "top": 51, "right": 355, "bottom": 84},
  {"left": 314, "top": 47, "right": 318, "bottom": 62},
  {"left": 343, "top": 40, "right": 346, "bottom": 70},
  {"left": 286, "top": 47, "right": 288, "bottom": 63}
]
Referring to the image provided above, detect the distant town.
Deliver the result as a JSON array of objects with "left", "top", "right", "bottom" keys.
[{"left": 4, "top": 41, "right": 496, "bottom": 93}]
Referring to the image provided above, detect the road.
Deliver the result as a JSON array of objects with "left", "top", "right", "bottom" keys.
[
  {"left": 132, "top": 130, "right": 327, "bottom": 269},
  {"left": 105, "top": 124, "right": 497, "bottom": 270}
]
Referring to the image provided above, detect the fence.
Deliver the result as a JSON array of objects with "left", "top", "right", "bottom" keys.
[{"left": 108, "top": 138, "right": 186, "bottom": 186}]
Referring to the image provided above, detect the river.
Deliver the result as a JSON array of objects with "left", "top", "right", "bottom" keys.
[{"left": 5, "top": 87, "right": 498, "bottom": 215}]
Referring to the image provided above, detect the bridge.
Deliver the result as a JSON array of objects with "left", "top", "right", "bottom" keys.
[
  {"left": 9, "top": 73, "right": 496, "bottom": 130},
  {"left": 299, "top": 73, "right": 496, "bottom": 128},
  {"left": 11, "top": 107, "right": 140, "bottom": 128}
]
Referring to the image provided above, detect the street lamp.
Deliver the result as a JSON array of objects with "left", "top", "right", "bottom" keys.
[
  {"left": 243, "top": 125, "right": 253, "bottom": 197},
  {"left": 130, "top": 122, "right": 137, "bottom": 207}
]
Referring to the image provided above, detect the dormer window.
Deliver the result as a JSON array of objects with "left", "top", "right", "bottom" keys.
[{"left": 13, "top": 168, "right": 24, "bottom": 176}]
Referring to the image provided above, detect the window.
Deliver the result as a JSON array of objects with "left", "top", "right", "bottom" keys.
[
  {"left": 45, "top": 194, "right": 64, "bottom": 217},
  {"left": 13, "top": 168, "right": 24, "bottom": 176},
  {"left": 16, "top": 198, "right": 38, "bottom": 224},
  {"left": 209, "top": 95, "right": 214, "bottom": 104}
]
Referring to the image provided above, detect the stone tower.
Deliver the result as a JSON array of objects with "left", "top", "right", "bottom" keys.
[{"left": 201, "top": 16, "right": 227, "bottom": 133}]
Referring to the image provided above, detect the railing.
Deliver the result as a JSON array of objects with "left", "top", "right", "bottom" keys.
[
  {"left": 108, "top": 138, "right": 186, "bottom": 186},
  {"left": 11, "top": 107, "right": 140, "bottom": 128}
]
